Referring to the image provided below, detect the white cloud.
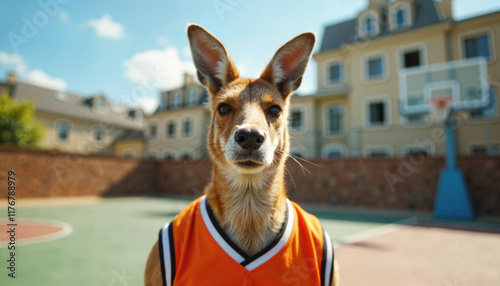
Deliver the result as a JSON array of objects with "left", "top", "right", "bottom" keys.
[
  {"left": 0, "top": 51, "right": 28, "bottom": 74},
  {"left": 88, "top": 14, "right": 124, "bottom": 41},
  {"left": 123, "top": 46, "right": 196, "bottom": 91},
  {"left": 137, "top": 97, "right": 159, "bottom": 115},
  {"left": 0, "top": 51, "right": 67, "bottom": 91},
  {"left": 25, "top": 69, "right": 68, "bottom": 91},
  {"left": 60, "top": 10, "right": 70, "bottom": 22}
]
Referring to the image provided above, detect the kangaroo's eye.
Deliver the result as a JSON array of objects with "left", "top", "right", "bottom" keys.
[
  {"left": 218, "top": 103, "right": 232, "bottom": 115},
  {"left": 267, "top": 105, "right": 282, "bottom": 118}
]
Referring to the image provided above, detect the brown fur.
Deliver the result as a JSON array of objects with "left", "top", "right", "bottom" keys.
[{"left": 145, "top": 24, "right": 339, "bottom": 286}]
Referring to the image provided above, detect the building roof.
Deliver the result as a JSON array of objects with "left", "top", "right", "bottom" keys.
[
  {"left": 11, "top": 81, "right": 144, "bottom": 130},
  {"left": 319, "top": 0, "right": 443, "bottom": 52}
]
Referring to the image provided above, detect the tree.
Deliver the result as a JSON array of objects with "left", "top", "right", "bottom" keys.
[{"left": 0, "top": 91, "right": 44, "bottom": 148}]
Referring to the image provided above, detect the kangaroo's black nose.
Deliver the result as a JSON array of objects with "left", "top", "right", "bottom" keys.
[{"left": 235, "top": 128, "right": 266, "bottom": 150}]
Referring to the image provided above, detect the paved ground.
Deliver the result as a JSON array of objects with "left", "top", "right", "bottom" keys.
[{"left": 0, "top": 196, "right": 499, "bottom": 286}]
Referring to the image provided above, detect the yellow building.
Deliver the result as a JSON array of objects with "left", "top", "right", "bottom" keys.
[
  {"left": 145, "top": 74, "right": 211, "bottom": 160},
  {"left": 293, "top": 0, "right": 500, "bottom": 158},
  {"left": 7, "top": 74, "right": 145, "bottom": 156}
]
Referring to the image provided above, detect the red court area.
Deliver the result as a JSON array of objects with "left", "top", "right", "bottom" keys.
[
  {"left": 0, "top": 219, "right": 71, "bottom": 246},
  {"left": 336, "top": 221, "right": 500, "bottom": 286}
]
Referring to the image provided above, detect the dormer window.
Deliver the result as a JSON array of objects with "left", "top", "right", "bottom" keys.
[
  {"left": 365, "top": 17, "right": 375, "bottom": 37},
  {"left": 53, "top": 91, "right": 69, "bottom": 101},
  {"left": 171, "top": 92, "right": 182, "bottom": 108},
  {"left": 389, "top": 1, "right": 413, "bottom": 31},
  {"left": 358, "top": 10, "right": 381, "bottom": 38},
  {"left": 96, "top": 98, "right": 105, "bottom": 109},
  {"left": 187, "top": 89, "right": 197, "bottom": 106}
]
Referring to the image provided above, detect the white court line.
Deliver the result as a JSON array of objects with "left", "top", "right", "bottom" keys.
[
  {"left": 333, "top": 217, "right": 418, "bottom": 248},
  {"left": 0, "top": 219, "right": 73, "bottom": 248}
]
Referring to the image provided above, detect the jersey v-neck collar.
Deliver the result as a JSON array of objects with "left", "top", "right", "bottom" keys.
[{"left": 199, "top": 195, "right": 295, "bottom": 271}]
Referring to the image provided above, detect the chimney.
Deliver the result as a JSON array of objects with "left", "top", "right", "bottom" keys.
[
  {"left": 437, "top": 0, "right": 453, "bottom": 20},
  {"left": 7, "top": 72, "right": 17, "bottom": 84},
  {"left": 368, "top": 0, "right": 389, "bottom": 8},
  {"left": 184, "top": 73, "right": 194, "bottom": 86}
]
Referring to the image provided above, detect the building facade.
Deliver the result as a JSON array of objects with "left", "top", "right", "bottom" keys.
[
  {"left": 144, "top": 0, "right": 499, "bottom": 160},
  {"left": 293, "top": 0, "right": 500, "bottom": 158},
  {"left": 145, "top": 74, "right": 210, "bottom": 160},
  {"left": 6, "top": 74, "right": 145, "bottom": 156}
]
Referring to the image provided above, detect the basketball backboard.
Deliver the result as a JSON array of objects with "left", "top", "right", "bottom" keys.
[{"left": 399, "top": 57, "right": 490, "bottom": 115}]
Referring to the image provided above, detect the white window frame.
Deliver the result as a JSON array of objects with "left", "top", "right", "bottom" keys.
[
  {"left": 164, "top": 117, "right": 178, "bottom": 140},
  {"left": 323, "top": 104, "right": 344, "bottom": 137},
  {"left": 324, "top": 59, "right": 345, "bottom": 86},
  {"left": 187, "top": 89, "right": 198, "bottom": 106},
  {"left": 362, "top": 51, "right": 389, "bottom": 83},
  {"left": 289, "top": 105, "right": 307, "bottom": 134},
  {"left": 322, "top": 144, "right": 348, "bottom": 159},
  {"left": 55, "top": 119, "right": 73, "bottom": 143},
  {"left": 458, "top": 28, "right": 496, "bottom": 62},
  {"left": 364, "top": 145, "right": 394, "bottom": 158},
  {"left": 401, "top": 144, "right": 435, "bottom": 156},
  {"left": 359, "top": 10, "right": 380, "bottom": 38},
  {"left": 171, "top": 91, "right": 182, "bottom": 108},
  {"left": 363, "top": 95, "right": 392, "bottom": 129},
  {"left": 388, "top": 1, "right": 412, "bottom": 31},
  {"left": 148, "top": 119, "right": 160, "bottom": 141}
]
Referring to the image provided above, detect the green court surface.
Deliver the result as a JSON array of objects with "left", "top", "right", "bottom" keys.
[{"left": 0, "top": 197, "right": 454, "bottom": 285}]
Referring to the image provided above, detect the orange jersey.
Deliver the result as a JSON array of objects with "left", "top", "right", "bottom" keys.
[{"left": 158, "top": 196, "right": 334, "bottom": 286}]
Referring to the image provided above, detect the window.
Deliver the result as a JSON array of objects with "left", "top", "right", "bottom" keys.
[
  {"left": 58, "top": 122, "right": 69, "bottom": 141},
  {"left": 404, "top": 114, "right": 429, "bottom": 125},
  {"left": 365, "top": 17, "right": 375, "bottom": 37},
  {"left": 365, "top": 147, "right": 393, "bottom": 158},
  {"left": 396, "top": 8, "right": 405, "bottom": 28},
  {"left": 326, "top": 106, "right": 343, "bottom": 135},
  {"left": 94, "top": 128, "right": 104, "bottom": 143},
  {"left": 327, "top": 62, "right": 343, "bottom": 84},
  {"left": 470, "top": 145, "right": 500, "bottom": 155},
  {"left": 159, "top": 96, "right": 166, "bottom": 111},
  {"left": 171, "top": 92, "right": 182, "bottom": 108},
  {"left": 403, "top": 50, "right": 421, "bottom": 68},
  {"left": 402, "top": 145, "right": 434, "bottom": 156},
  {"left": 53, "top": 91, "right": 69, "bottom": 101},
  {"left": 322, "top": 145, "right": 346, "bottom": 159},
  {"left": 367, "top": 57, "right": 384, "bottom": 79},
  {"left": 187, "top": 89, "right": 198, "bottom": 106},
  {"left": 464, "top": 34, "right": 490, "bottom": 60},
  {"left": 289, "top": 108, "right": 305, "bottom": 131},
  {"left": 368, "top": 101, "right": 387, "bottom": 126},
  {"left": 182, "top": 118, "right": 193, "bottom": 137},
  {"left": 96, "top": 98, "right": 105, "bottom": 109},
  {"left": 166, "top": 121, "right": 176, "bottom": 138},
  {"left": 149, "top": 123, "right": 158, "bottom": 139}
]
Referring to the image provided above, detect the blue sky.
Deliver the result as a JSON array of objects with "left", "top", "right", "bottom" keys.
[{"left": 1, "top": 0, "right": 500, "bottom": 113}]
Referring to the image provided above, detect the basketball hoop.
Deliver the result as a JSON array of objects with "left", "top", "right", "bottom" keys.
[{"left": 427, "top": 96, "right": 453, "bottom": 123}]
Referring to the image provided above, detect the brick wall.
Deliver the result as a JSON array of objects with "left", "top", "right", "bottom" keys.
[{"left": 1, "top": 145, "right": 499, "bottom": 217}]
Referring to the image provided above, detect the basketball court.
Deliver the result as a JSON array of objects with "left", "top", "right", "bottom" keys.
[{"left": 1, "top": 196, "right": 499, "bottom": 285}]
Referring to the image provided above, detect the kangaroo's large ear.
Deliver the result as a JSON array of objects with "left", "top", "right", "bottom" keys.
[
  {"left": 260, "top": 32, "right": 315, "bottom": 97},
  {"left": 187, "top": 24, "right": 239, "bottom": 95}
]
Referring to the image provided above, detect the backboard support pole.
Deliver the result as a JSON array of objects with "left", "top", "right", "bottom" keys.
[{"left": 433, "top": 115, "right": 474, "bottom": 220}]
